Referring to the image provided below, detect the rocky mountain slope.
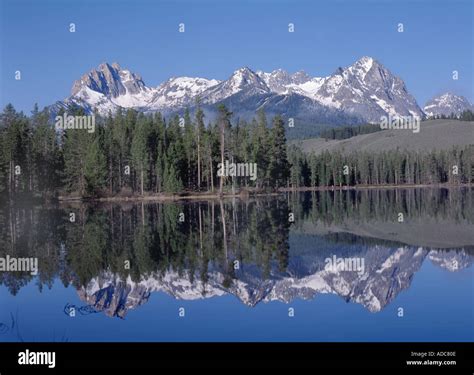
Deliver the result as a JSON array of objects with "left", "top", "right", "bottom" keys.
[{"left": 53, "top": 57, "right": 426, "bottom": 125}]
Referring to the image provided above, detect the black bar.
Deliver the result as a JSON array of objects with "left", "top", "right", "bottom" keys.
[{"left": 0, "top": 342, "right": 472, "bottom": 371}]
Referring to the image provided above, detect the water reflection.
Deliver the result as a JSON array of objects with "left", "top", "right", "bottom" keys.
[{"left": 0, "top": 188, "right": 473, "bottom": 319}]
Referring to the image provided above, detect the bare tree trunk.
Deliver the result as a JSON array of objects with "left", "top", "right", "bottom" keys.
[
  {"left": 9, "top": 159, "right": 13, "bottom": 194},
  {"left": 210, "top": 156, "right": 214, "bottom": 193},
  {"left": 9, "top": 206, "right": 15, "bottom": 250},
  {"left": 109, "top": 156, "right": 113, "bottom": 194},
  {"left": 118, "top": 158, "right": 122, "bottom": 191},
  {"left": 219, "top": 122, "right": 225, "bottom": 196},
  {"left": 197, "top": 131, "right": 201, "bottom": 190},
  {"left": 231, "top": 156, "right": 235, "bottom": 196},
  {"left": 232, "top": 196, "right": 237, "bottom": 236}
]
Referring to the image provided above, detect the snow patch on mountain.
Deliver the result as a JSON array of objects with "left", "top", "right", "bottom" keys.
[
  {"left": 54, "top": 57, "right": 426, "bottom": 124},
  {"left": 423, "top": 93, "right": 472, "bottom": 117},
  {"left": 148, "top": 76, "right": 220, "bottom": 110}
]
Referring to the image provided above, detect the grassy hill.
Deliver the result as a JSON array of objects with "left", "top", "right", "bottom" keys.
[{"left": 296, "top": 120, "right": 474, "bottom": 154}]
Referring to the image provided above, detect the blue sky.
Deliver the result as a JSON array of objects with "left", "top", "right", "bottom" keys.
[{"left": 1, "top": 0, "right": 472, "bottom": 113}]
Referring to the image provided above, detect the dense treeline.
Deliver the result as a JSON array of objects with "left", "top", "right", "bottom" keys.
[
  {"left": 1, "top": 103, "right": 473, "bottom": 200},
  {"left": 0, "top": 104, "right": 63, "bottom": 197},
  {"left": 0, "top": 104, "right": 289, "bottom": 198},
  {"left": 319, "top": 123, "right": 382, "bottom": 140},
  {"left": 287, "top": 145, "right": 474, "bottom": 188}
]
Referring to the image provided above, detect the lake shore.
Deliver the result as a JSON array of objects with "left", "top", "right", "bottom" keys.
[{"left": 56, "top": 183, "right": 473, "bottom": 203}]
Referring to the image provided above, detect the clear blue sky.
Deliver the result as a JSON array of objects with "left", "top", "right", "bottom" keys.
[{"left": 1, "top": 0, "right": 472, "bottom": 113}]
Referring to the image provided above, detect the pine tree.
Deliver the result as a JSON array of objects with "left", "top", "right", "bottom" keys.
[
  {"left": 131, "top": 114, "right": 150, "bottom": 195},
  {"left": 252, "top": 109, "right": 270, "bottom": 188},
  {"left": 30, "top": 106, "right": 62, "bottom": 194},
  {"left": 268, "top": 115, "right": 290, "bottom": 188},
  {"left": 62, "top": 108, "right": 91, "bottom": 195},
  {"left": 183, "top": 108, "right": 196, "bottom": 189},
  {"left": 84, "top": 136, "right": 107, "bottom": 195}
]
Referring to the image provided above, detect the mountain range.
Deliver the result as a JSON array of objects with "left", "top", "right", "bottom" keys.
[{"left": 52, "top": 57, "right": 472, "bottom": 127}]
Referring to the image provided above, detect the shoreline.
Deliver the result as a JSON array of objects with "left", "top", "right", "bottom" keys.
[
  {"left": 54, "top": 183, "right": 473, "bottom": 203},
  {"left": 279, "top": 183, "right": 473, "bottom": 192}
]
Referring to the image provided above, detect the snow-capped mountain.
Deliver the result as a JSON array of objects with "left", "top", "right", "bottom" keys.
[
  {"left": 53, "top": 57, "right": 425, "bottom": 124},
  {"left": 312, "top": 56, "right": 423, "bottom": 121},
  {"left": 147, "top": 76, "right": 220, "bottom": 110},
  {"left": 423, "top": 93, "right": 473, "bottom": 117},
  {"left": 201, "top": 67, "right": 271, "bottom": 104},
  {"left": 256, "top": 68, "right": 312, "bottom": 93},
  {"left": 54, "top": 62, "right": 157, "bottom": 114},
  {"left": 256, "top": 56, "right": 423, "bottom": 122},
  {"left": 74, "top": 246, "right": 472, "bottom": 318}
]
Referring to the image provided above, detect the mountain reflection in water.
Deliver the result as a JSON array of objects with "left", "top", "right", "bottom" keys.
[{"left": 0, "top": 188, "right": 473, "bottom": 321}]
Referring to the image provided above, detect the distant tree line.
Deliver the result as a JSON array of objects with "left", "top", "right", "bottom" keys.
[
  {"left": 287, "top": 145, "right": 474, "bottom": 188},
  {"left": 430, "top": 109, "right": 474, "bottom": 121},
  {"left": 319, "top": 123, "right": 382, "bottom": 140}
]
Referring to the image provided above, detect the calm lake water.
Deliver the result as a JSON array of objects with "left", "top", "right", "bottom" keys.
[{"left": 0, "top": 188, "right": 473, "bottom": 342}]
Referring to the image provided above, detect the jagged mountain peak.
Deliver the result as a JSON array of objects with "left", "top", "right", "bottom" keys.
[
  {"left": 424, "top": 92, "right": 472, "bottom": 117},
  {"left": 312, "top": 56, "right": 423, "bottom": 120},
  {"left": 199, "top": 66, "right": 270, "bottom": 104},
  {"left": 56, "top": 57, "right": 430, "bottom": 125},
  {"left": 229, "top": 66, "right": 267, "bottom": 86},
  {"left": 344, "top": 56, "right": 385, "bottom": 82},
  {"left": 234, "top": 66, "right": 257, "bottom": 74},
  {"left": 291, "top": 70, "right": 311, "bottom": 84},
  {"left": 354, "top": 55, "right": 375, "bottom": 68},
  {"left": 71, "top": 62, "right": 148, "bottom": 99},
  {"left": 256, "top": 68, "right": 312, "bottom": 94},
  {"left": 97, "top": 61, "right": 121, "bottom": 72}
]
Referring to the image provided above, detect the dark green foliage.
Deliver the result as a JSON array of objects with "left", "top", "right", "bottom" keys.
[
  {"left": 0, "top": 103, "right": 473, "bottom": 200},
  {"left": 320, "top": 123, "right": 383, "bottom": 140},
  {"left": 432, "top": 109, "right": 474, "bottom": 121},
  {"left": 288, "top": 146, "right": 474, "bottom": 188}
]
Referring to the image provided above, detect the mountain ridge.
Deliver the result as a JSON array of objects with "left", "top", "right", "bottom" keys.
[{"left": 52, "top": 57, "right": 429, "bottom": 125}]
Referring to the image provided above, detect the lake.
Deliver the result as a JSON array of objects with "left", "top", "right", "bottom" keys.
[{"left": 0, "top": 187, "right": 472, "bottom": 342}]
